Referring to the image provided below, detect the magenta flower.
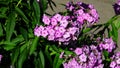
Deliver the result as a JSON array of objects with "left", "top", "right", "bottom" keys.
[
  {"left": 48, "top": 29, "right": 55, "bottom": 35},
  {"left": 34, "top": 25, "right": 44, "bottom": 37},
  {"left": 113, "top": 0, "right": 120, "bottom": 15},
  {"left": 34, "top": 13, "right": 81, "bottom": 44},
  {"left": 90, "top": 9, "right": 99, "bottom": 17},
  {"left": 48, "top": 35, "right": 54, "bottom": 41},
  {"left": 62, "top": 45, "right": 104, "bottom": 68},
  {"left": 63, "top": 32, "right": 70, "bottom": 39},
  {"left": 60, "top": 19, "right": 68, "bottom": 28},
  {"left": 53, "top": 13, "right": 62, "bottom": 21},
  {"left": 79, "top": 53, "right": 87, "bottom": 62},
  {"left": 99, "top": 38, "right": 116, "bottom": 52},
  {"left": 75, "top": 9, "right": 84, "bottom": 16},
  {"left": 63, "top": 58, "right": 79, "bottom": 68},
  {"left": 42, "top": 14, "right": 50, "bottom": 25},
  {"left": 34, "top": 27, "right": 41, "bottom": 37},
  {"left": 51, "top": 17, "right": 57, "bottom": 26},
  {"left": 86, "top": 16, "right": 93, "bottom": 23},
  {"left": 88, "top": 4, "right": 94, "bottom": 9},
  {"left": 94, "top": 64, "right": 104, "bottom": 68},
  {"left": 58, "top": 27, "right": 66, "bottom": 33},
  {"left": 66, "top": 1, "right": 99, "bottom": 27},
  {"left": 0, "top": 55, "right": 2, "bottom": 62},
  {"left": 116, "top": 58, "right": 120, "bottom": 64},
  {"left": 74, "top": 48, "right": 82, "bottom": 55},
  {"left": 37, "top": 0, "right": 39, "bottom": 2},
  {"left": 110, "top": 52, "right": 120, "bottom": 68},
  {"left": 34, "top": 1, "right": 99, "bottom": 44},
  {"left": 110, "top": 61, "right": 116, "bottom": 68},
  {"left": 41, "top": 29, "right": 48, "bottom": 37},
  {"left": 77, "top": 16, "right": 84, "bottom": 24},
  {"left": 60, "top": 52, "right": 64, "bottom": 58}
]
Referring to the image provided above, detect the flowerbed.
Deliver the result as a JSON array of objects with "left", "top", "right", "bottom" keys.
[{"left": 0, "top": 0, "right": 120, "bottom": 68}]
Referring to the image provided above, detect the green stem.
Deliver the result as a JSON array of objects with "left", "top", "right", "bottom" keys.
[
  {"left": 16, "top": 0, "right": 22, "bottom": 7},
  {"left": 105, "top": 15, "right": 120, "bottom": 27}
]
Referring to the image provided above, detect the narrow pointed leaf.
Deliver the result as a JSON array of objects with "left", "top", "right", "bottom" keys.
[
  {"left": 29, "top": 36, "right": 39, "bottom": 55},
  {"left": 33, "top": 0, "right": 40, "bottom": 24},
  {"left": 113, "top": 17, "right": 120, "bottom": 29},
  {"left": 39, "top": 50, "right": 45, "bottom": 68},
  {"left": 53, "top": 53, "right": 63, "bottom": 68},
  {"left": 12, "top": 35, "right": 24, "bottom": 44},
  {"left": 20, "top": 42, "right": 29, "bottom": 53},
  {"left": 2, "top": 41, "right": 16, "bottom": 51},
  {"left": 15, "top": 7, "right": 29, "bottom": 24},
  {"left": 111, "top": 23, "right": 118, "bottom": 42},
  {"left": 6, "top": 12, "right": 16, "bottom": 41},
  {"left": 41, "top": 0, "right": 47, "bottom": 12},
  {"left": 45, "top": 45, "right": 53, "bottom": 67},
  {"left": 11, "top": 48, "right": 20, "bottom": 65},
  {"left": 0, "top": 23, "right": 3, "bottom": 36},
  {"left": 83, "top": 28, "right": 91, "bottom": 33},
  {"left": 19, "top": 27, "right": 28, "bottom": 41},
  {"left": 18, "top": 47, "right": 29, "bottom": 68},
  {"left": 0, "top": 14, "right": 7, "bottom": 18}
]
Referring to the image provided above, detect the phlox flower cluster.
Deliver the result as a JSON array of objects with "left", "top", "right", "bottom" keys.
[
  {"left": 60, "top": 38, "right": 116, "bottom": 68},
  {"left": 110, "top": 52, "right": 120, "bottom": 68},
  {"left": 61, "top": 45, "right": 104, "bottom": 68},
  {"left": 66, "top": 2, "right": 99, "bottom": 27},
  {"left": 113, "top": 0, "right": 120, "bottom": 15},
  {"left": 34, "top": 14, "right": 79, "bottom": 43},
  {"left": 99, "top": 38, "right": 116, "bottom": 52},
  {"left": 34, "top": 1, "right": 99, "bottom": 44}
]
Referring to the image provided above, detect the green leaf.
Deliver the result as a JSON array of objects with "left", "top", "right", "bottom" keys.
[
  {"left": 0, "top": 23, "right": 3, "bottom": 37},
  {"left": 106, "top": 58, "right": 111, "bottom": 62},
  {"left": 53, "top": 53, "right": 63, "bottom": 68},
  {"left": 39, "top": 50, "right": 45, "bottom": 68},
  {"left": 0, "top": 14, "right": 7, "bottom": 18},
  {"left": 12, "top": 35, "right": 24, "bottom": 44},
  {"left": 15, "top": 7, "right": 29, "bottom": 24},
  {"left": 29, "top": 36, "right": 39, "bottom": 55},
  {"left": 106, "top": 15, "right": 118, "bottom": 26},
  {"left": 1, "top": 41, "right": 16, "bottom": 51},
  {"left": 103, "top": 50, "right": 111, "bottom": 62},
  {"left": 107, "top": 28, "right": 112, "bottom": 38},
  {"left": 65, "top": 50, "right": 74, "bottom": 55},
  {"left": 111, "top": 23, "right": 118, "bottom": 42},
  {"left": 103, "top": 50, "right": 109, "bottom": 59},
  {"left": 18, "top": 47, "right": 29, "bottom": 68},
  {"left": 34, "top": 57, "right": 41, "bottom": 68},
  {"left": 51, "top": 45, "right": 59, "bottom": 52},
  {"left": 33, "top": 0, "right": 40, "bottom": 25},
  {"left": 113, "top": 17, "right": 120, "bottom": 29},
  {"left": 82, "top": 28, "right": 91, "bottom": 33},
  {"left": 0, "top": 7, "right": 8, "bottom": 14},
  {"left": 0, "top": 7, "right": 8, "bottom": 18},
  {"left": 19, "top": 27, "right": 28, "bottom": 41},
  {"left": 0, "top": 1, "right": 9, "bottom": 5},
  {"left": 20, "top": 41, "right": 29, "bottom": 53},
  {"left": 11, "top": 47, "right": 20, "bottom": 65},
  {"left": 41, "top": 0, "right": 47, "bottom": 12},
  {"left": 44, "top": 45, "right": 53, "bottom": 67},
  {"left": 6, "top": 12, "right": 16, "bottom": 41},
  {"left": 49, "top": 45, "right": 59, "bottom": 55}
]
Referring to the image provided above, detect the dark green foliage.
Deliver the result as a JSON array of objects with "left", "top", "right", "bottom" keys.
[{"left": 0, "top": 0, "right": 57, "bottom": 68}]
